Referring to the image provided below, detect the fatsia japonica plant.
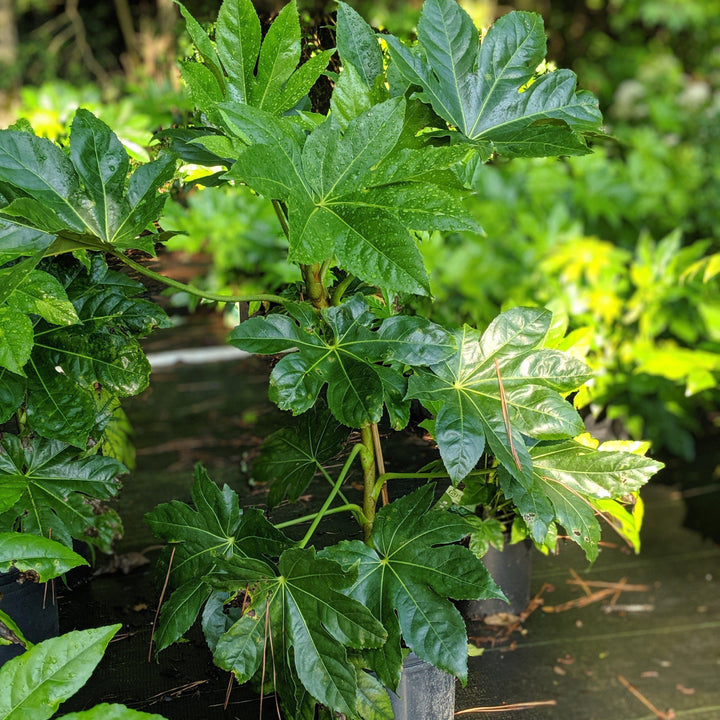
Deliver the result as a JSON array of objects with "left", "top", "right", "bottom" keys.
[{"left": 0, "top": 0, "right": 664, "bottom": 718}]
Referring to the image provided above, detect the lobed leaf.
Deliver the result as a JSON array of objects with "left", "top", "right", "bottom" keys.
[
  {"left": 498, "top": 439, "right": 662, "bottom": 559},
  {"left": 407, "top": 307, "right": 592, "bottom": 483},
  {"left": 253, "top": 403, "right": 349, "bottom": 508},
  {"left": 385, "top": 1, "right": 602, "bottom": 157},
  {"left": 322, "top": 485, "right": 503, "bottom": 687}
]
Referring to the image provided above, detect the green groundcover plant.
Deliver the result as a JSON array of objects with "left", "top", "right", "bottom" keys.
[{"left": 0, "top": 0, "right": 663, "bottom": 718}]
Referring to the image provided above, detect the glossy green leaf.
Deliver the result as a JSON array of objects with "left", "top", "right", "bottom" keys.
[
  {"left": 0, "top": 624, "right": 120, "bottom": 720},
  {"left": 385, "top": 2, "right": 602, "bottom": 157},
  {"left": 0, "top": 435, "right": 125, "bottom": 551},
  {"left": 498, "top": 439, "right": 662, "bottom": 560},
  {"left": 0, "top": 369, "right": 24, "bottom": 423},
  {"left": 181, "top": 0, "right": 330, "bottom": 116},
  {"left": 211, "top": 547, "right": 387, "bottom": 718},
  {"left": 0, "top": 268, "right": 78, "bottom": 327},
  {"left": 322, "top": 485, "right": 503, "bottom": 687},
  {"left": 336, "top": 2, "right": 384, "bottom": 89},
  {"left": 407, "top": 307, "right": 592, "bottom": 483},
  {"left": 145, "top": 465, "right": 291, "bottom": 653},
  {"left": 69, "top": 110, "right": 130, "bottom": 241},
  {"left": 377, "top": 315, "right": 457, "bottom": 366},
  {"left": 0, "top": 112, "right": 174, "bottom": 257},
  {"left": 226, "top": 98, "right": 458, "bottom": 294},
  {"left": 0, "top": 532, "right": 88, "bottom": 582},
  {"left": 253, "top": 403, "right": 349, "bottom": 508},
  {"left": 231, "top": 295, "right": 411, "bottom": 427},
  {"left": 38, "top": 332, "right": 151, "bottom": 397},
  {"left": 0, "top": 307, "right": 32, "bottom": 375},
  {"left": 24, "top": 362, "right": 97, "bottom": 448},
  {"left": 58, "top": 704, "right": 169, "bottom": 720}
]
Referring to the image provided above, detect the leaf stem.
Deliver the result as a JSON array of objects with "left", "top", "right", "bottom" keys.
[
  {"left": 330, "top": 274, "right": 355, "bottom": 306},
  {"left": 274, "top": 503, "right": 366, "bottom": 530},
  {"left": 372, "top": 468, "right": 495, "bottom": 501},
  {"left": 271, "top": 199, "right": 290, "bottom": 239},
  {"left": 298, "top": 444, "right": 365, "bottom": 548},
  {"left": 110, "top": 251, "right": 287, "bottom": 305}
]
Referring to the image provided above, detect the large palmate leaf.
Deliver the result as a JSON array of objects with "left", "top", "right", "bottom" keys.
[
  {"left": 177, "top": 0, "right": 333, "bottom": 120},
  {"left": 229, "top": 295, "right": 455, "bottom": 428},
  {"left": 221, "top": 98, "right": 478, "bottom": 294},
  {"left": 0, "top": 625, "right": 120, "bottom": 720},
  {"left": 0, "top": 532, "right": 88, "bottom": 582},
  {"left": 209, "top": 547, "right": 387, "bottom": 719},
  {"left": 385, "top": 0, "right": 602, "bottom": 158},
  {"left": 0, "top": 111, "right": 174, "bottom": 258},
  {"left": 144, "top": 465, "right": 291, "bottom": 653},
  {"left": 498, "top": 438, "right": 663, "bottom": 560},
  {"left": 321, "top": 484, "right": 502, "bottom": 689},
  {"left": 253, "top": 403, "right": 349, "bottom": 508},
  {"left": 408, "top": 307, "right": 592, "bottom": 483},
  {"left": 0, "top": 435, "right": 125, "bottom": 552}
]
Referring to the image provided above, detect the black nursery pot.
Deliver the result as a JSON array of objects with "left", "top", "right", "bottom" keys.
[
  {"left": 0, "top": 569, "right": 59, "bottom": 666},
  {"left": 460, "top": 539, "right": 533, "bottom": 621},
  {"left": 387, "top": 652, "right": 455, "bottom": 720}
]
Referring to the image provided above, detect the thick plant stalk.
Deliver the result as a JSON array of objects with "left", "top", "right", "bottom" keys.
[{"left": 360, "top": 426, "right": 377, "bottom": 542}]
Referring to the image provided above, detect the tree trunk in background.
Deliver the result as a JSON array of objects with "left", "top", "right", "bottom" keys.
[
  {"left": 0, "top": 0, "right": 19, "bottom": 76},
  {"left": 157, "top": 0, "right": 176, "bottom": 37}
]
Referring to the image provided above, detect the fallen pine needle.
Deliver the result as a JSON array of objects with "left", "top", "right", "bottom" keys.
[
  {"left": 543, "top": 588, "right": 616, "bottom": 613},
  {"left": 617, "top": 674, "right": 675, "bottom": 719},
  {"left": 610, "top": 577, "right": 628, "bottom": 605},
  {"left": 455, "top": 699, "right": 557, "bottom": 715},
  {"left": 569, "top": 568, "right": 592, "bottom": 597}
]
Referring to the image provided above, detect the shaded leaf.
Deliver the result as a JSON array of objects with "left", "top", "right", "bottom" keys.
[
  {"left": 145, "top": 465, "right": 291, "bottom": 653},
  {"left": 253, "top": 403, "right": 349, "bottom": 508},
  {"left": 212, "top": 547, "right": 387, "bottom": 718},
  {"left": 0, "top": 435, "right": 125, "bottom": 552}
]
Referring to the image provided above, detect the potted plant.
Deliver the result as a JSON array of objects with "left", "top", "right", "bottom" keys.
[
  {"left": 136, "top": 1, "right": 663, "bottom": 719},
  {"left": 0, "top": 0, "right": 664, "bottom": 717}
]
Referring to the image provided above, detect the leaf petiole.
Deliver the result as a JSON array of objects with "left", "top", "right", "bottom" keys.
[
  {"left": 372, "top": 468, "right": 495, "bottom": 501},
  {"left": 298, "top": 443, "right": 366, "bottom": 548},
  {"left": 274, "top": 503, "right": 367, "bottom": 530},
  {"left": 110, "top": 251, "right": 288, "bottom": 306}
]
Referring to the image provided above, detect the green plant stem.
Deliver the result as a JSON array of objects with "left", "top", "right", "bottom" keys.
[
  {"left": 360, "top": 426, "right": 377, "bottom": 543},
  {"left": 272, "top": 195, "right": 330, "bottom": 310},
  {"left": 372, "top": 467, "right": 495, "bottom": 501},
  {"left": 274, "top": 503, "right": 366, "bottom": 530},
  {"left": 271, "top": 199, "right": 290, "bottom": 238},
  {"left": 301, "top": 262, "right": 331, "bottom": 309},
  {"left": 111, "top": 251, "right": 287, "bottom": 305},
  {"left": 298, "top": 444, "right": 365, "bottom": 549},
  {"left": 331, "top": 275, "right": 354, "bottom": 306}
]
